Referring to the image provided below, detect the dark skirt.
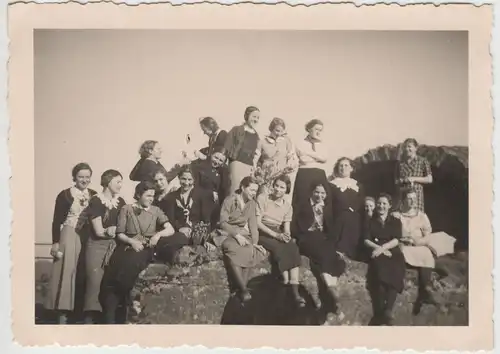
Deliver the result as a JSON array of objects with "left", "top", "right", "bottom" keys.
[
  {"left": 295, "top": 230, "right": 345, "bottom": 277},
  {"left": 258, "top": 233, "right": 301, "bottom": 273},
  {"left": 332, "top": 210, "right": 362, "bottom": 259},
  {"left": 102, "top": 233, "right": 190, "bottom": 293},
  {"left": 367, "top": 248, "right": 406, "bottom": 293},
  {"left": 292, "top": 168, "right": 328, "bottom": 206}
]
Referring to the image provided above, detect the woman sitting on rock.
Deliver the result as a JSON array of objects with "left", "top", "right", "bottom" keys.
[
  {"left": 256, "top": 174, "right": 305, "bottom": 307},
  {"left": 220, "top": 176, "right": 268, "bottom": 303},
  {"left": 161, "top": 165, "right": 215, "bottom": 251},
  {"left": 392, "top": 189, "right": 456, "bottom": 311},
  {"left": 100, "top": 181, "right": 187, "bottom": 324},
  {"left": 292, "top": 182, "right": 346, "bottom": 314},
  {"left": 364, "top": 193, "right": 406, "bottom": 326}
]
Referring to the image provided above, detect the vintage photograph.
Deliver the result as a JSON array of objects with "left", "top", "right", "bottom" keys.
[{"left": 32, "top": 29, "right": 469, "bottom": 327}]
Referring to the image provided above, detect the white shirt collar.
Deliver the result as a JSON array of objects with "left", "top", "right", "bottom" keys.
[{"left": 330, "top": 177, "right": 359, "bottom": 192}]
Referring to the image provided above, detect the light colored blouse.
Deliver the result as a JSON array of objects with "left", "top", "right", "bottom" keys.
[
  {"left": 63, "top": 187, "right": 91, "bottom": 228},
  {"left": 308, "top": 199, "right": 325, "bottom": 232},
  {"left": 296, "top": 138, "right": 329, "bottom": 172},
  {"left": 399, "top": 210, "right": 432, "bottom": 240},
  {"left": 256, "top": 194, "right": 293, "bottom": 229}
]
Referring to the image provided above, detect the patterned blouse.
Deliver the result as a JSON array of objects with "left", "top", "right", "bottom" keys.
[
  {"left": 396, "top": 155, "right": 432, "bottom": 211},
  {"left": 308, "top": 199, "right": 325, "bottom": 232}
]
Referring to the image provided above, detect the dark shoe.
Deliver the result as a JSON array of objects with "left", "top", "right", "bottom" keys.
[
  {"left": 382, "top": 310, "right": 394, "bottom": 326},
  {"left": 238, "top": 289, "right": 252, "bottom": 303}
]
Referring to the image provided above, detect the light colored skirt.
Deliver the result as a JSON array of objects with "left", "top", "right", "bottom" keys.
[
  {"left": 84, "top": 238, "right": 114, "bottom": 312},
  {"left": 221, "top": 228, "right": 268, "bottom": 268},
  {"left": 46, "top": 225, "right": 83, "bottom": 311},
  {"left": 401, "top": 231, "right": 456, "bottom": 268},
  {"left": 228, "top": 161, "right": 253, "bottom": 194}
]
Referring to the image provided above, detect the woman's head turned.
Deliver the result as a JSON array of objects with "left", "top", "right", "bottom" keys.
[
  {"left": 139, "top": 140, "right": 162, "bottom": 160},
  {"left": 238, "top": 176, "right": 259, "bottom": 200},
  {"left": 100, "top": 169, "right": 123, "bottom": 195},
  {"left": 199, "top": 117, "right": 219, "bottom": 136}
]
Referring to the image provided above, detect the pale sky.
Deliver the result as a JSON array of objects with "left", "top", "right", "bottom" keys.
[{"left": 34, "top": 29, "right": 468, "bottom": 248}]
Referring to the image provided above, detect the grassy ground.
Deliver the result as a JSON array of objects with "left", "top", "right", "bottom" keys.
[{"left": 35, "top": 250, "right": 468, "bottom": 326}]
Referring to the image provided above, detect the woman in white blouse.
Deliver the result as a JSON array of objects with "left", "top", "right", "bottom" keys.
[{"left": 292, "top": 119, "right": 329, "bottom": 207}]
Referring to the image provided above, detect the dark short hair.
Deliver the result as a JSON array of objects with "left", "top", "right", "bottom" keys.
[
  {"left": 177, "top": 164, "right": 194, "bottom": 179},
  {"left": 71, "top": 162, "right": 92, "bottom": 181},
  {"left": 333, "top": 157, "right": 355, "bottom": 177},
  {"left": 237, "top": 176, "right": 258, "bottom": 193},
  {"left": 377, "top": 192, "right": 393, "bottom": 206},
  {"left": 243, "top": 106, "right": 260, "bottom": 121},
  {"left": 305, "top": 119, "right": 324, "bottom": 132},
  {"left": 310, "top": 181, "right": 328, "bottom": 194},
  {"left": 269, "top": 117, "right": 286, "bottom": 132},
  {"left": 100, "top": 169, "right": 122, "bottom": 188},
  {"left": 403, "top": 138, "right": 419, "bottom": 148},
  {"left": 199, "top": 117, "right": 219, "bottom": 133},
  {"left": 139, "top": 140, "right": 158, "bottom": 159},
  {"left": 153, "top": 167, "right": 168, "bottom": 180},
  {"left": 272, "top": 174, "right": 291, "bottom": 194},
  {"left": 134, "top": 181, "right": 156, "bottom": 200}
]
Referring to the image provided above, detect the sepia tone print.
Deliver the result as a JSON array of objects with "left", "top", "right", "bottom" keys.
[{"left": 33, "top": 29, "right": 469, "bottom": 327}]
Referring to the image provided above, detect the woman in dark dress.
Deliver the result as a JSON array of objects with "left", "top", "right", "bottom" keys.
[
  {"left": 329, "top": 157, "right": 364, "bottom": 260},
  {"left": 364, "top": 193, "right": 406, "bottom": 326},
  {"left": 197, "top": 116, "right": 228, "bottom": 160},
  {"left": 292, "top": 182, "right": 346, "bottom": 314},
  {"left": 161, "top": 165, "right": 214, "bottom": 250},
  {"left": 190, "top": 149, "right": 230, "bottom": 229},
  {"left": 129, "top": 140, "right": 166, "bottom": 183},
  {"left": 224, "top": 106, "right": 261, "bottom": 194},
  {"left": 83, "top": 169, "right": 126, "bottom": 324},
  {"left": 256, "top": 175, "right": 305, "bottom": 307},
  {"left": 46, "top": 162, "right": 97, "bottom": 324},
  {"left": 292, "top": 119, "right": 329, "bottom": 207},
  {"left": 100, "top": 181, "right": 186, "bottom": 324}
]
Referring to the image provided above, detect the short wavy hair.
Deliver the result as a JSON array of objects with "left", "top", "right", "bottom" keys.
[
  {"left": 305, "top": 119, "right": 324, "bottom": 132},
  {"left": 272, "top": 174, "right": 292, "bottom": 194},
  {"left": 100, "top": 169, "right": 122, "bottom": 188},
  {"left": 269, "top": 117, "right": 286, "bottom": 132},
  {"left": 139, "top": 140, "right": 158, "bottom": 159},
  {"left": 71, "top": 162, "right": 93, "bottom": 181},
  {"left": 134, "top": 181, "right": 156, "bottom": 200}
]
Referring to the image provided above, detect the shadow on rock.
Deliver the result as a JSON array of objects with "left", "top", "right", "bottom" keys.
[{"left": 220, "top": 274, "right": 326, "bottom": 325}]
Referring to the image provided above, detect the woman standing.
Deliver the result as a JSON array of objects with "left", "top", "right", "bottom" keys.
[
  {"left": 395, "top": 138, "right": 433, "bottom": 212},
  {"left": 292, "top": 182, "right": 345, "bottom": 314},
  {"left": 100, "top": 181, "right": 182, "bottom": 324},
  {"left": 224, "top": 106, "right": 261, "bottom": 194},
  {"left": 364, "top": 193, "right": 406, "bottom": 326},
  {"left": 329, "top": 157, "right": 364, "bottom": 260},
  {"left": 292, "top": 119, "right": 329, "bottom": 207},
  {"left": 256, "top": 175, "right": 305, "bottom": 307},
  {"left": 83, "top": 169, "right": 126, "bottom": 324},
  {"left": 254, "top": 118, "right": 299, "bottom": 196},
  {"left": 129, "top": 140, "right": 166, "bottom": 183},
  {"left": 196, "top": 117, "right": 228, "bottom": 160},
  {"left": 47, "top": 163, "right": 97, "bottom": 324},
  {"left": 220, "top": 176, "right": 268, "bottom": 303}
]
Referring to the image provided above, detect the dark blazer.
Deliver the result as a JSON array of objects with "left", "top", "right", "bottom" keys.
[
  {"left": 291, "top": 199, "right": 337, "bottom": 241},
  {"left": 191, "top": 159, "right": 230, "bottom": 202},
  {"left": 161, "top": 187, "right": 212, "bottom": 231},
  {"left": 129, "top": 158, "right": 165, "bottom": 182},
  {"left": 51, "top": 188, "right": 97, "bottom": 243},
  {"left": 200, "top": 130, "right": 228, "bottom": 158}
]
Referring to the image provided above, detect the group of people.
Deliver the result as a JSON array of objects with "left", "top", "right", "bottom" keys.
[{"left": 45, "top": 105, "right": 455, "bottom": 326}]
